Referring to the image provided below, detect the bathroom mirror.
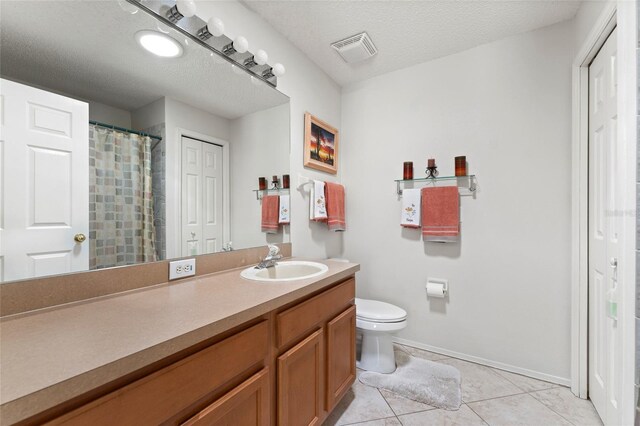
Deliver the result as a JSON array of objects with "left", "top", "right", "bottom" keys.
[{"left": 0, "top": 0, "right": 291, "bottom": 283}]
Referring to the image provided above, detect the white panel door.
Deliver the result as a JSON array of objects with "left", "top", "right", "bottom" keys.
[
  {"left": 181, "top": 137, "right": 202, "bottom": 256},
  {"left": 201, "top": 142, "right": 223, "bottom": 254},
  {"left": 0, "top": 78, "right": 89, "bottom": 282},
  {"left": 588, "top": 28, "right": 620, "bottom": 425},
  {"left": 181, "top": 136, "right": 223, "bottom": 256}
]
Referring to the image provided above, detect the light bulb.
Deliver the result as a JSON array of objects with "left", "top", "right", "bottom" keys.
[
  {"left": 176, "top": 0, "right": 196, "bottom": 18},
  {"left": 254, "top": 49, "right": 268, "bottom": 65},
  {"left": 117, "top": 0, "right": 139, "bottom": 14},
  {"left": 272, "top": 63, "right": 285, "bottom": 77},
  {"left": 232, "top": 65, "right": 244, "bottom": 75},
  {"left": 207, "top": 17, "right": 225, "bottom": 37},
  {"left": 233, "top": 36, "right": 248, "bottom": 54}
]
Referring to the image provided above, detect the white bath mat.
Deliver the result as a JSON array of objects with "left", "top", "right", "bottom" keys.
[{"left": 359, "top": 350, "right": 462, "bottom": 410}]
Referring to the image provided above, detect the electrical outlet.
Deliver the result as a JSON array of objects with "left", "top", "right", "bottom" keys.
[{"left": 169, "top": 258, "right": 196, "bottom": 280}]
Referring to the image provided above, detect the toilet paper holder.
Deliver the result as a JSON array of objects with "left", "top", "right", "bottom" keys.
[{"left": 426, "top": 277, "right": 448, "bottom": 298}]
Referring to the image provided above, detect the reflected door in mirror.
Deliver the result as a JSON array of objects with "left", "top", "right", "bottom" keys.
[
  {"left": 1, "top": 79, "right": 89, "bottom": 282},
  {"left": 181, "top": 136, "right": 224, "bottom": 256}
]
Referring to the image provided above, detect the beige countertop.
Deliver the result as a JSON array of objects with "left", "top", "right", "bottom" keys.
[{"left": 0, "top": 258, "right": 359, "bottom": 425}]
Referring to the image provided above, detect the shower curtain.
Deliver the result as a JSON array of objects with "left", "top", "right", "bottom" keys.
[{"left": 89, "top": 125, "right": 157, "bottom": 269}]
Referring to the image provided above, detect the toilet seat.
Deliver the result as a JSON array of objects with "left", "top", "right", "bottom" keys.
[
  {"left": 355, "top": 298, "right": 407, "bottom": 323},
  {"left": 356, "top": 317, "right": 407, "bottom": 332}
]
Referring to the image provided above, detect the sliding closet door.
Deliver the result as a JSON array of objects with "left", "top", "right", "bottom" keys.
[
  {"left": 0, "top": 78, "right": 89, "bottom": 282},
  {"left": 181, "top": 136, "right": 223, "bottom": 256}
]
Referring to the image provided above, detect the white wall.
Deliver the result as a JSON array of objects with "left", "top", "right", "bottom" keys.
[
  {"left": 131, "top": 98, "right": 165, "bottom": 130},
  {"left": 195, "top": 1, "right": 343, "bottom": 259},
  {"left": 574, "top": 0, "right": 610, "bottom": 51},
  {"left": 164, "top": 97, "right": 231, "bottom": 258},
  {"left": 229, "top": 104, "right": 290, "bottom": 249},
  {"left": 87, "top": 100, "right": 131, "bottom": 129},
  {"left": 341, "top": 21, "right": 575, "bottom": 382}
]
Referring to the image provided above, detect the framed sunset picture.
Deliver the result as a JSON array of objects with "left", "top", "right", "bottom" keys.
[{"left": 304, "top": 112, "right": 339, "bottom": 175}]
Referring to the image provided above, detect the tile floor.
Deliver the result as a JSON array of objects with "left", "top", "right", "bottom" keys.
[{"left": 325, "top": 344, "right": 603, "bottom": 426}]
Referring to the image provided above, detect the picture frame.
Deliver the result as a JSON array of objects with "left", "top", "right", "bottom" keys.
[{"left": 304, "top": 112, "right": 339, "bottom": 175}]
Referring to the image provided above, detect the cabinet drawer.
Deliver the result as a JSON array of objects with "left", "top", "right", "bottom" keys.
[
  {"left": 182, "top": 368, "right": 270, "bottom": 426},
  {"left": 50, "top": 321, "right": 269, "bottom": 426},
  {"left": 276, "top": 278, "right": 355, "bottom": 348}
]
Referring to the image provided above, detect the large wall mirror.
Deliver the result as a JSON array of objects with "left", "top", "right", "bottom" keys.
[{"left": 0, "top": 1, "right": 291, "bottom": 283}]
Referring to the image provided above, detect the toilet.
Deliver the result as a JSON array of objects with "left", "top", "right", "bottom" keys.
[{"left": 355, "top": 297, "right": 407, "bottom": 374}]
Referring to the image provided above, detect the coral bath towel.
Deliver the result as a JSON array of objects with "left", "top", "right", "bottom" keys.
[
  {"left": 261, "top": 195, "right": 280, "bottom": 233},
  {"left": 325, "top": 182, "right": 346, "bottom": 232},
  {"left": 421, "top": 186, "right": 459, "bottom": 237}
]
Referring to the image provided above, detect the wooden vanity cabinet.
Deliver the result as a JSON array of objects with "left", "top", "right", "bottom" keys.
[
  {"left": 275, "top": 278, "right": 356, "bottom": 425},
  {"left": 48, "top": 321, "right": 270, "bottom": 426},
  {"left": 45, "top": 276, "right": 356, "bottom": 426},
  {"left": 182, "top": 368, "right": 270, "bottom": 426}
]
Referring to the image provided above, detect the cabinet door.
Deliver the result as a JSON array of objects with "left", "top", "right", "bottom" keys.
[
  {"left": 182, "top": 368, "right": 270, "bottom": 426},
  {"left": 277, "top": 329, "right": 323, "bottom": 426},
  {"left": 325, "top": 305, "right": 356, "bottom": 411}
]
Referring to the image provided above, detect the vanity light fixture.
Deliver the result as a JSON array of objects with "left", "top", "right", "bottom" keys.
[
  {"left": 222, "top": 36, "right": 249, "bottom": 55},
  {"left": 166, "top": 0, "right": 196, "bottom": 23},
  {"left": 135, "top": 30, "right": 183, "bottom": 58},
  {"left": 244, "top": 49, "right": 268, "bottom": 68},
  {"left": 129, "top": 0, "right": 284, "bottom": 87},
  {"left": 197, "top": 17, "right": 224, "bottom": 40},
  {"left": 262, "top": 63, "right": 285, "bottom": 79}
]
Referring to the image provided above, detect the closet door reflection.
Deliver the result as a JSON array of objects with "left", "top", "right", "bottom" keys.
[{"left": 181, "top": 136, "right": 224, "bottom": 256}]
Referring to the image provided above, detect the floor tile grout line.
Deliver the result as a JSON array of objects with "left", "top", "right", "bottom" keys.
[
  {"left": 464, "top": 390, "right": 528, "bottom": 405},
  {"left": 341, "top": 415, "right": 401, "bottom": 426},
  {"left": 489, "top": 367, "right": 560, "bottom": 394},
  {"left": 377, "top": 387, "right": 401, "bottom": 418},
  {"left": 464, "top": 402, "right": 492, "bottom": 425},
  {"left": 399, "top": 342, "right": 564, "bottom": 392},
  {"left": 526, "top": 391, "right": 583, "bottom": 426}
]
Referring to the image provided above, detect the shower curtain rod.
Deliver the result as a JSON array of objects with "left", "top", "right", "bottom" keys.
[{"left": 89, "top": 120, "right": 162, "bottom": 141}]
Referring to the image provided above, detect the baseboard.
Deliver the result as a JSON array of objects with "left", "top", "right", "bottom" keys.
[{"left": 393, "top": 337, "right": 571, "bottom": 387}]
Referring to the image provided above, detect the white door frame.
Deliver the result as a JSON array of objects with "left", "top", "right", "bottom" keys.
[
  {"left": 571, "top": 3, "right": 636, "bottom": 423},
  {"left": 171, "top": 128, "right": 230, "bottom": 258}
]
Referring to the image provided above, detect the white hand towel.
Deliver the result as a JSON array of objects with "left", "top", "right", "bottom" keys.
[
  {"left": 400, "top": 188, "right": 421, "bottom": 228},
  {"left": 279, "top": 195, "right": 290, "bottom": 224},
  {"left": 310, "top": 180, "right": 327, "bottom": 221}
]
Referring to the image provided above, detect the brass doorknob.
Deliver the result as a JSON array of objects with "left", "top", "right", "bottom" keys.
[{"left": 74, "top": 233, "right": 86, "bottom": 243}]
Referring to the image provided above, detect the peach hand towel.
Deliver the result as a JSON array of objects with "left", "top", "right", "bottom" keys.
[
  {"left": 421, "top": 186, "right": 459, "bottom": 239},
  {"left": 400, "top": 188, "right": 421, "bottom": 228},
  {"left": 261, "top": 195, "right": 280, "bottom": 233},
  {"left": 325, "top": 182, "right": 346, "bottom": 232}
]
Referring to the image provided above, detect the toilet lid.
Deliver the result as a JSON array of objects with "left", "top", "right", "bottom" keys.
[{"left": 355, "top": 298, "right": 407, "bottom": 323}]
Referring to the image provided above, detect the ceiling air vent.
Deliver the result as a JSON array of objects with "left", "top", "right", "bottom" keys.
[{"left": 331, "top": 32, "right": 377, "bottom": 64}]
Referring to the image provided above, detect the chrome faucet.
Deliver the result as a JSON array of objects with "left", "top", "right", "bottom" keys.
[{"left": 255, "top": 244, "right": 282, "bottom": 269}]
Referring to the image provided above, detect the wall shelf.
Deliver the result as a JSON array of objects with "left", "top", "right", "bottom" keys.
[
  {"left": 253, "top": 188, "right": 290, "bottom": 200},
  {"left": 395, "top": 175, "right": 477, "bottom": 195}
]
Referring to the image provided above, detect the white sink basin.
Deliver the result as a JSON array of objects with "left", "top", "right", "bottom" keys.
[{"left": 240, "top": 261, "right": 329, "bottom": 282}]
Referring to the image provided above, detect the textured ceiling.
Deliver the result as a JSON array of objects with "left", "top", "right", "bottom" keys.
[
  {"left": 243, "top": 0, "right": 581, "bottom": 86},
  {"left": 0, "top": 1, "right": 288, "bottom": 119}
]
